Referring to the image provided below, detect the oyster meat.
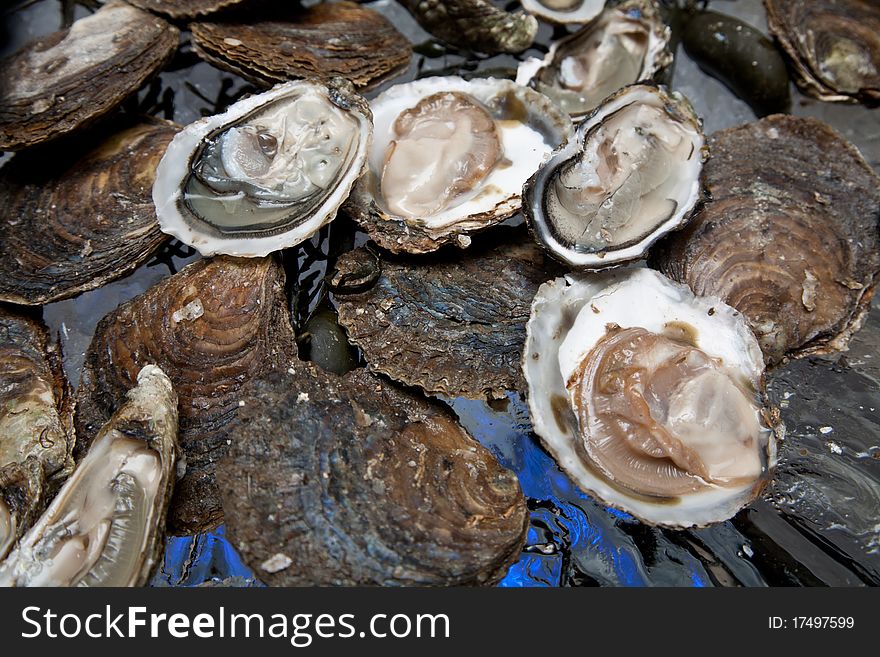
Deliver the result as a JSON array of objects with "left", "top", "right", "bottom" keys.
[
  {"left": 75, "top": 256, "right": 298, "bottom": 534},
  {"left": 524, "top": 268, "right": 777, "bottom": 527},
  {"left": 518, "top": 0, "right": 672, "bottom": 119},
  {"left": 765, "top": 0, "right": 880, "bottom": 105},
  {"left": 0, "top": 365, "right": 178, "bottom": 587},
  {"left": 0, "top": 1, "right": 178, "bottom": 151},
  {"left": 399, "top": 0, "right": 537, "bottom": 54},
  {"left": 520, "top": 0, "right": 605, "bottom": 25},
  {"left": 0, "top": 307, "right": 74, "bottom": 559},
  {"left": 524, "top": 84, "right": 705, "bottom": 268},
  {"left": 345, "top": 76, "right": 573, "bottom": 253},
  {"left": 191, "top": 2, "right": 412, "bottom": 90},
  {"left": 0, "top": 120, "right": 177, "bottom": 305},
  {"left": 334, "top": 232, "right": 561, "bottom": 399},
  {"left": 217, "top": 365, "right": 529, "bottom": 586},
  {"left": 653, "top": 115, "right": 880, "bottom": 365},
  {"left": 153, "top": 78, "right": 372, "bottom": 257}
]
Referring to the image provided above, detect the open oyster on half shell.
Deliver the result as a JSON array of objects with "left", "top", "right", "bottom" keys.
[
  {"left": 520, "top": 0, "right": 605, "bottom": 25},
  {"left": 153, "top": 78, "right": 372, "bottom": 257},
  {"left": 345, "top": 76, "right": 573, "bottom": 254},
  {"left": 524, "top": 268, "right": 778, "bottom": 528},
  {"left": 524, "top": 84, "right": 705, "bottom": 269},
  {"left": 518, "top": 0, "right": 672, "bottom": 120}
]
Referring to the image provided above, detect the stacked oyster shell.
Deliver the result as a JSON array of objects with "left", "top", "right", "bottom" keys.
[{"left": 1, "top": 0, "right": 879, "bottom": 587}]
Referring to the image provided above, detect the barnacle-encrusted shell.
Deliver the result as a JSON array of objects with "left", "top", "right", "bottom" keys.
[
  {"left": 0, "top": 1, "right": 178, "bottom": 151},
  {"left": 399, "top": 0, "right": 537, "bottom": 54},
  {"left": 0, "top": 365, "right": 178, "bottom": 587},
  {"left": 0, "top": 307, "right": 74, "bottom": 558},
  {"left": 524, "top": 268, "right": 777, "bottom": 527},
  {"left": 345, "top": 76, "right": 573, "bottom": 254},
  {"left": 333, "top": 233, "right": 561, "bottom": 399},
  {"left": 765, "top": 0, "right": 880, "bottom": 105},
  {"left": 520, "top": 0, "right": 605, "bottom": 25},
  {"left": 127, "top": 0, "right": 248, "bottom": 19},
  {"left": 153, "top": 78, "right": 372, "bottom": 257},
  {"left": 518, "top": 0, "right": 672, "bottom": 120},
  {"left": 0, "top": 120, "right": 177, "bottom": 305},
  {"left": 653, "top": 115, "right": 880, "bottom": 365},
  {"left": 190, "top": 2, "right": 412, "bottom": 90},
  {"left": 217, "top": 366, "right": 529, "bottom": 586},
  {"left": 524, "top": 84, "right": 705, "bottom": 268},
  {"left": 75, "top": 256, "right": 298, "bottom": 534}
]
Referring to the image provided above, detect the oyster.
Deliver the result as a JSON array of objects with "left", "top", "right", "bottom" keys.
[
  {"left": 517, "top": 0, "right": 672, "bottom": 119},
  {"left": 0, "top": 365, "right": 178, "bottom": 587},
  {"left": 153, "top": 78, "right": 372, "bottom": 257},
  {"left": 0, "top": 307, "right": 74, "bottom": 558},
  {"left": 334, "top": 232, "right": 562, "bottom": 399},
  {"left": 0, "top": 120, "right": 177, "bottom": 305},
  {"left": 0, "top": 1, "right": 178, "bottom": 151},
  {"left": 524, "top": 84, "right": 705, "bottom": 268},
  {"left": 191, "top": 2, "right": 412, "bottom": 90},
  {"left": 653, "top": 115, "right": 880, "bottom": 365},
  {"left": 345, "top": 76, "right": 573, "bottom": 254},
  {"left": 75, "top": 256, "right": 298, "bottom": 534},
  {"left": 127, "top": 0, "right": 248, "bottom": 19},
  {"left": 399, "top": 0, "right": 537, "bottom": 54},
  {"left": 217, "top": 365, "right": 529, "bottom": 586},
  {"left": 520, "top": 0, "right": 605, "bottom": 25},
  {"left": 765, "top": 0, "right": 880, "bottom": 105},
  {"left": 524, "top": 268, "right": 777, "bottom": 527}
]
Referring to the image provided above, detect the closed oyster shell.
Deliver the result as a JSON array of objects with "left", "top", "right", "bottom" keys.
[
  {"left": 0, "top": 306, "right": 74, "bottom": 557},
  {"left": 0, "top": 365, "right": 178, "bottom": 587},
  {"left": 0, "top": 1, "right": 178, "bottom": 151},
  {"left": 333, "top": 232, "right": 562, "bottom": 399},
  {"left": 653, "top": 115, "right": 880, "bottom": 365},
  {"left": 75, "top": 256, "right": 298, "bottom": 534},
  {"left": 127, "top": 0, "right": 248, "bottom": 20},
  {"left": 190, "top": 2, "right": 412, "bottom": 90},
  {"left": 399, "top": 0, "right": 537, "bottom": 54},
  {"left": 765, "top": 0, "right": 880, "bottom": 105},
  {"left": 0, "top": 120, "right": 177, "bottom": 305},
  {"left": 217, "top": 366, "right": 529, "bottom": 586}
]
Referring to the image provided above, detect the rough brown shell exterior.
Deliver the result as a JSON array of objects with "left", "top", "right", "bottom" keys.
[
  {"left": 0, "top": 119, "right": 178, "bottom": 305},
  {"left": 217, "top": 365, "right": 529, "bottom": 586},
  {"left": 0, "top": 1, "right": 179, "bottom": 150},
  {"left": 75, "top": 256, "right": 298, "bottom": 535},
  {"left": 333, "top": 232, "right": 561, "bottom": 399},
  {"left": 399, "top": 0, "right": 537, "bottom": 54},
  {"left": 652, "top": 114, "right": 880, "bottom": 365},
  {"left": 190, "top": 2, "right": 412, "bottom": 90},
  {"left": 127, "top": 0, "right": 248, "bottom": 20},
  {"left": 765, "top": 0, "right": 880, "bottom": 105}
]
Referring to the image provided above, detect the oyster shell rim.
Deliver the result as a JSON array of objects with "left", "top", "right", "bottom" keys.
[
  {"left": 152, "top": 78, "right": 372, "bottom": 258},
  {"left": 521, "top": 268, "right": 779, "bottom": 528}
]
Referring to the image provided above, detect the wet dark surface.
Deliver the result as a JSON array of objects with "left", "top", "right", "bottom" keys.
[{"left": 1, "top": 0, "right": 878, "bottom": 586}]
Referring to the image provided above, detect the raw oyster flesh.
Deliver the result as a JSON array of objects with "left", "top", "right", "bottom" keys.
[{"left": 0, "top": 365, "right": 178, "bottom": 587}]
